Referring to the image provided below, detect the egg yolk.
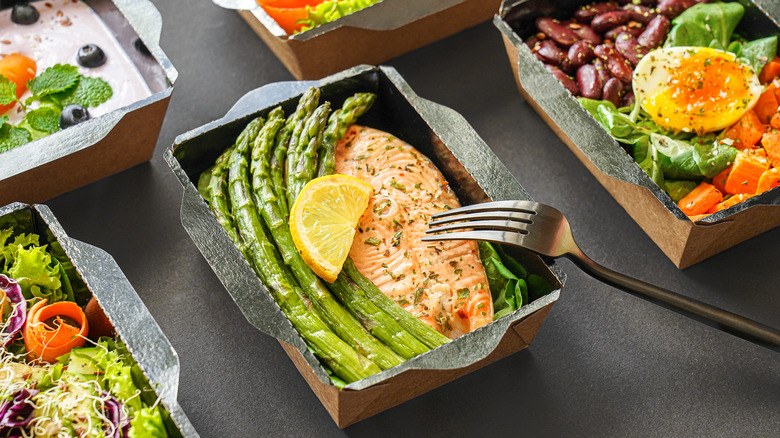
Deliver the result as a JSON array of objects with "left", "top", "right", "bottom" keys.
[{"left": 643, "top": 49, "right": 758, "bottom": 134}]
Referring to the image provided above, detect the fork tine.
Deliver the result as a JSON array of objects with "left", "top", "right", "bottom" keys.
[
  {"left": 428, "top": 210, "right": 534, "bottom": 227},
  {"left": 425, "top": 219, "right": 530, "bottom": 234},
  {"left": 430, "top": 200, "right": 540, "bottom": 219},
  {"left": 420, "top": 230, "right": 524, "bottom": 246}
]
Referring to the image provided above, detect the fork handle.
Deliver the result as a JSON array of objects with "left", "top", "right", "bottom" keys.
[{"left": 567, "top": 249, "right": 780, "bottom": 348}]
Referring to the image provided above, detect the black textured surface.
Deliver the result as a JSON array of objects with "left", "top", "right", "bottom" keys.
[{"left": 44, "top": 2, "right": 779, "bottom": 437}]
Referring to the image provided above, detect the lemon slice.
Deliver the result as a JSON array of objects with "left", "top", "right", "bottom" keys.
[{"left": 290, "top": 174, "right": 373, "bottom": 283}]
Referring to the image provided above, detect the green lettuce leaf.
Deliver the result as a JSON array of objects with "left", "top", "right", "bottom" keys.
[
  {"left": 581, "top": 98, "right": 736, "bottom": 188},
  {"left": 666, "top": 2, "right": 744, "bottom": 50},
  {"left": 128, "top": 406, "right": 169, "bottom": 438},
  {"left": 665, "top": 2, "right": 776, "bottom": 73}
]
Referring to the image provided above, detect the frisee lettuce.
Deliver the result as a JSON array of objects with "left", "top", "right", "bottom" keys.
[{"left": 0, "top": 228, "right": 77, "bottom": 304}]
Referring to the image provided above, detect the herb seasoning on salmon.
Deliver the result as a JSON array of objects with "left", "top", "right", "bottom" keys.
[{"left": 336, "top": 125, "right": 494, "bottom": 339}]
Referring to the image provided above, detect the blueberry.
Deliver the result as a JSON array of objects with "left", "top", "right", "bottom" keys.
[
  {"left": 11, "top": 3, "right": 39, "bottom": 25},
  {"left": 59, "top": 105, "right": 90, "bottom": 129},
  {"left": 77, "top": 44, "right": 107, "bottom": 68}
]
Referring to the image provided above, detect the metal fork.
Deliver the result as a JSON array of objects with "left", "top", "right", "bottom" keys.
[{"left": 422, "top": 200, "right": 780, "bottom": 348}]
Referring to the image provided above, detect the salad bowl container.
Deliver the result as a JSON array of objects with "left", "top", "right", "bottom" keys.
[
  {"left": 495, "top": 0, "right": 780, "bottom": 268},
  {"left": 0, "top": 0, "right": 177, "bottom": 206},
  {"left": 213, "top": 0, "right": 502, "bottom": 80},
  {"left": 165, "top": 65, "right": 564, "bottom": 428},
  {"left": 0, "top": 202, "right": 198, "bottom": 437}
]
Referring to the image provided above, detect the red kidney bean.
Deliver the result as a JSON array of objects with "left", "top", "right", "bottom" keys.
[
  {"left": 657, "top": 0, "right": 698, "bottom": 18},
  {"left": 622, "top": 4, "right": 657, "bottom": 24},
  {"left": 545, "top": 64, "right": 581, "bottom": 96},
  {"left": 568, "top": 41, "right": 596, "bottom": 69},
  {"left": 591, "top": 10, "right": 631, "bottom": 33},
  {"left": 536, "top": 17, "right": 580, "bottom": 46},
  {"left": 535, "top": 40, "right": 567, "bottom": 66},
  {"left": 615, "top": 32, "right": 649, "bottom": 66},
  {"left": 567, "top": 22, "right": 603, "bottom": 45},
  {"left": 592, "top": 58, "right": 612, "bottom": 84},
  {"left": 605, "top": 23, "right": 644, "bottom": 40},
  {"left": 622, "top": 90, "right": 636, "bottom": 107},
  {"left": 594, "top": 44, "right": 634, "bottom": 84},
  {"left": 577, "top": 64, "right": 603, "bottom": 99},
  {"left": 573, "top": 2, "right": 618, "bottom": 23},
  {"left": 638, "top": 15, "right": 671, "bottom": 48},
  {"left": 603, "top": 78, "right": 624, "bottom": 106}
]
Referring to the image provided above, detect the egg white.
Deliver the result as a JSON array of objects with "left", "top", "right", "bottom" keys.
[{"left": 632, "top": 46, "right": 763, "bottom": 134}]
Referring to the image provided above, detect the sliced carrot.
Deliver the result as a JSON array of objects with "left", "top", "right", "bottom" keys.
[
  {"left": 0, "top": 53, "right": 37, "bottom": 114},
  {"left": 756, "top": 167, "right": 780, "bottom": 194},
  {"left": 754, "top": 87, "right": 779, "bottom": 124},
  {"left": 722, "top": 110, "right": 766, "bottom": 149},
  {"left": 712, "top": 165, "right": 732, "bottom": 194},
  {"left": 23, "top": 300, "right": 88, "bottom": 363},
  {"left": 771, "top": 113, "right": 780, "bottom": 129},
  {"left": 678, "top": 182, "right": 723, "bottom": 216},
  {"left": 759, "top": 57, "right": 780, "bottom": 84},
  {"left": 0, "top": 288, "right": 6, "bottom": 324},
  {"left": 708, "top": 193, "right": 754, "bottom": 214},
  {"left": 723, "top": 150, "right": 770, "bottom": 194},
  {"left": 761, "top": 131, "right": 780, "bottom": 168}
]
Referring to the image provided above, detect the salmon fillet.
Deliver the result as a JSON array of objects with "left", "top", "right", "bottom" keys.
[{"left": 335, "top": 125, "right": 493, "bottom": 339}]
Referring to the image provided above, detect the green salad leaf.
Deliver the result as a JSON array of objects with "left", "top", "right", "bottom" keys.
[
  {"left": 0, "top": 229, "right": 75, "bottom": 303},
  {"left": 478, "top": 242, "right": 553, "bottom": 320},
  {"left": 580, "top": 98, "right": 737, "bottom": 188},
  {"left": 665, "top": 2, "right": 777, "bottom": 73},
  {"left": 298, "top": 0, "right": 382, "bottom": 33}
]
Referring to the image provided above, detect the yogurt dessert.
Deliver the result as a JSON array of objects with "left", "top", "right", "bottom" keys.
[{"left": 0, "top": 0, "right": 152, "bottom": 151}]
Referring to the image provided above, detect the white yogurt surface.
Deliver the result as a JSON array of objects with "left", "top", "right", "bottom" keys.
[{"left": 0, "top": 0, "right": 152, "bottom": 124}]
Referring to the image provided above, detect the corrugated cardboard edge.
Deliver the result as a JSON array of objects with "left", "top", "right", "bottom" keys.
[
  {"left": 281, "top": 302, "right": 554, "bottom": 428},
  {"left": 496, "top": 17, "right": 780, "bottom": 269},
  {"left": 238, "top": 0, "right": 502, "bottom": 80}
]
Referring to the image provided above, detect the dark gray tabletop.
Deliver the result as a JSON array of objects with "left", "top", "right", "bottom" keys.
[{"left": 45, "top": 2, "right": 779, "bottom": 437}]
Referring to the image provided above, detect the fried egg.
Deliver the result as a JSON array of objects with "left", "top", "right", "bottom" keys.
[{"left": 632, "top": 46, "right": 763, "bottom": 134}]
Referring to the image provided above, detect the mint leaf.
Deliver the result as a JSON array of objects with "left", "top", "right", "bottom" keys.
[
  {"left": 28, "top": 64, "right": 80, "bottom": 98},
  {"left": 23, "top": 107, "right": 60, "bottom": 134},
  {"left": 53, "top": 75, "right": 113, "bottom": 108},
  {"left": 0, "top": 115, "right": 7, "bottom": 125},
  {"left": 0, "top": 75, "right": 17, "bottom": 106},
  {"left": 0, "top": 124, "right": 32, "bottom": 153}
]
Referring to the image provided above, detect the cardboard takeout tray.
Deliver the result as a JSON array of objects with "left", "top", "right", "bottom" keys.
[
  {"left": 0, "top": 202, "right": 198, "bottom": 437},
  {"left": 165, "top": 65, "right": 564, "bottom": 427},
  {"left": 495, "top": 0, "right": 780, "bottom": 268},
  {"left": 214, "top": 0, "right": 503, "bottom": 80},
  {"left": 0, "top": 0, "right": 177, "bottom": 206}
]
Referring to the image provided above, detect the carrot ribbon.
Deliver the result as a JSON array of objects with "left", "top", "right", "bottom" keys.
[{"left": 23, "top": 299, "right": 88, "bottom": 363}]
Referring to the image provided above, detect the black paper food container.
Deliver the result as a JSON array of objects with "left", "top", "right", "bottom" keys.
[
  {"left": 212, "top": 0, "right": 502, "bottom": 80},
  {"left": 164, "top": 65, "right": 564, "bottom": 427},
  {"left": 495, "top": 0, "right": 780, "bottom": 268},
  {"left": 0, "top": 0, "right": 177, "bottom": 206},
  {"left": 0, "top": 202, "right": 198, "bottom": 437}
]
